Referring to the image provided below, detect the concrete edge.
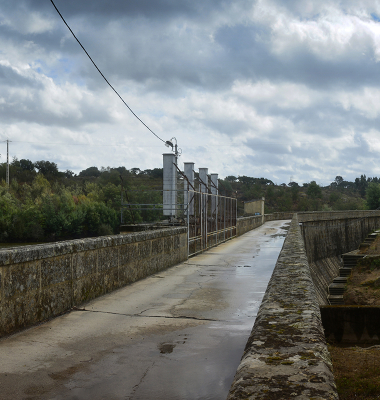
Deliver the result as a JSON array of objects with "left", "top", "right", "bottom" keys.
[{"left": 227, "top": 214, "right": 338, "bottom": 400}]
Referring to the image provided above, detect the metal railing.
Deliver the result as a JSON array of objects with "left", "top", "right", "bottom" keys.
[
  {"left": 186, "top": 190, "right": 237, "bottom": 257},
  {"left": 120, "top": 187, "right": 237, "bottom": 257}
]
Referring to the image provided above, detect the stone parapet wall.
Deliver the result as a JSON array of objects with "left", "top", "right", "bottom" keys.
[
  {"left": 236, "top": 212, "right": 294, "bottom": 236},
  {"left": 0, "top": 227, "right": 187, "bottom": 337},
  {"left": 236, "top": 215, "right": 264, "bottom": 236},
  {"left": 228, "top": 215, "right": 338, "bottom": 399},
  {"left": 264, "top": 212, "right": 294, "bottom": 221},
  {"left": 301, "top": 214, "right": 380, "bottom": 263},
  {"left": 298, "top": 210, "right": 380, "bottom": 222}
]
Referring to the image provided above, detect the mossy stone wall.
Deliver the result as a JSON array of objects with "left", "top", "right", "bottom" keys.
[{"left": 0, "top": 227, "right": 187, "bottom": 337}]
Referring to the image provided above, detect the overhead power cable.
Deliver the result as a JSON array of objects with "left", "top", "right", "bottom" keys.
[{"left": 49, "top": 0, "right": 165, "bottom": 144}]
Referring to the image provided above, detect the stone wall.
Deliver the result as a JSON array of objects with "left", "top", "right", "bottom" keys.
[
  {"left": 236, "top": 215, "right": 264, "bottom": 236},
  {"left": 228, "top": 211, "right": 380, "bottom": 398},
  {"left": 298, "top": 210, "right": 380, "bottom": 222},
  {"left": 0, "top": 227, "right": 187, "bottom": 338},
  {"left": 236, "top": 212, "right": 295, "bottom": 236},
  {"left": 309, "top": 257, "right": 342, "bottom": 305},
  {"left": 228, "top": 215, "right": 338, "bottom": 399},
  {"left": 301, "top": 213, "right": 380, "bottom": 263}
]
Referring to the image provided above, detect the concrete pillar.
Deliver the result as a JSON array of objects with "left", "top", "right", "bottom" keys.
[
  {"left": 163, "top": 153, "right": 177, "bottom": 217},
  {"left": 261, "top": 197, "right": 265, "bottom": 216},
  {"left": 199, "top": 168, "right": 208, "bottom": 193},
  {"left": 184, "top": 162, "right": 195, "bottom": 216},
  {"left": 210, "top": 173, "right": 218, "bottom": 216}
]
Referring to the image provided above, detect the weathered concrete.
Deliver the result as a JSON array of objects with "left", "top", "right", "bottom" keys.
[
  {"left": 236, "top": 215, "right": 264, "bottom": 236},
  {"left": 309, "top": 257, "right": 342, "bottom": 305},
  {"left": 227, "top": 215, "right": 338, "bottom": 400},
  {"left": 321, "top": 306, "right": 380, "bottom": 344},
  {"left": 244, "top": 198, "right": 265, "bottom": 216},
  {"left": 0, "top": 221, "right": 289, "bottom": 400},
  {"left": 301, "top": 213, "right": 380, "bottom": 264},
  {"left": 0, "top": 228, "right": 187, "bottom": 337}
]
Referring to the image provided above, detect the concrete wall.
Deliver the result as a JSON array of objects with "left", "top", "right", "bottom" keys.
[
  {"left": 309, "top": 256, "right": 342, "bottom": 305},
  {"left": 244, "top": 197, "right": 264, "bottom": 215},
  {"left": 229, "top": 210, "right": 380, "bottom": 399},
  {"left": 301, "top": 212, "right": 380, "bottom": 263},
  {"left": 236, "top": 212, "right": 295, "bottom": 236},
  {"left": 298, "top": 210, "right": 380, "bottom": 222},
  {"left": 0, "top": 227, "right": 187, "bottom": 338},
  {"left": 236, "top": 215, "right": 264, "bottom": 236},
  {"left": 228, "top": 215, "right": 338, "bottom": 399}
]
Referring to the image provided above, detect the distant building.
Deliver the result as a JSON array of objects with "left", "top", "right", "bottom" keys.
[{"left": 244, "top": 197, "right": 265, "bottom": 216}]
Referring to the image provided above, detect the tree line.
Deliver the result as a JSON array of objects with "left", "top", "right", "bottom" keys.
[
  {"left": 1, "top": 158, "right": 380, "bottom": 242},
  {"left": 0, "top": 159, "right": 164, "bottom": 243},
  {"left": 220, "top": 174, "right": 380, "bottom": 214}
]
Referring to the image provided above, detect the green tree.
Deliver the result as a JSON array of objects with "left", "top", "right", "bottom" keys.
[
  {"left": 19, "top": 159, "right": 35, "bottom": 171},
  {"left": 366, "top": 182, "right": 380, "bottom": 209},
  {"left": 34, "top": 160, "right": 60, "bottom": 177},
  {"left": 79, "top": 166, "right": 101, "bottom": 177},
  {"left": 307, "top": 181, "right": 322, "bottom": 198},
  {"left": 335, "top": 176, "right": 344, "bottom": 186}
]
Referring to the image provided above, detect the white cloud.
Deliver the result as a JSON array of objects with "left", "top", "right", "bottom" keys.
[{"left": 1, "top": 0, "right": 380, "bottom": 186}]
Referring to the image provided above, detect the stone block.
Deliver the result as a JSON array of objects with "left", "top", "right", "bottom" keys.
[
  {"left": 98, "top": 247, "right": 118, "bottom": 272},
  {"left": 41, "top": 255, "right": 71, "bottom": 286},
  {"left": 72, "top": 250, "right": 97, "bottom": 279},
  {"left": 163, "top": 237, "right": 173, "bottom": 254},
  {"left": 137, "top": 241, "right": 151, "bottom": 259},
  {"left": 40, "top": 283, "right": 72, "bottom": 320},
  {"left": 118, "top": 261, "right": 135, "bottom": 286},
  {"left": 103, "top": 267, "right": 119, "bottom": 293},
  {"left": 2, "top": 261, "right": 40, "bottom": 299},
  {"left": 73, "top": 275, "right": 103, "bottom": 304},
  {"left": 151, "top": 238, "right": 164, "bottom": 256},
  {"left": 119, "top": 243, "right": 137, "bottom": 266},
  {"left": 2, "top": 292, "right": 40, "bottom": 335}
]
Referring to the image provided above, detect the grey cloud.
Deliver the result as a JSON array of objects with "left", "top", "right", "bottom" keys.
[
  {"left": 8, "top": 0, "right": 234, "bottom": 24},
  {"left": 0, "top": 64, "right": 41, "bottom": 88}
]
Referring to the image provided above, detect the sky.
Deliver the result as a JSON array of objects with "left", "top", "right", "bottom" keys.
[{"left": 1, "top": 0, "right": 380, "bottom": 186}]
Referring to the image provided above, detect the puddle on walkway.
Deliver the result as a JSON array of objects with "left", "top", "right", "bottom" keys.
[
  {"left": 123, "top": 223, "right": 288, "bottom": 400},
  {"left": 34, "top": 221, "right": 289, "bottom": 400}
]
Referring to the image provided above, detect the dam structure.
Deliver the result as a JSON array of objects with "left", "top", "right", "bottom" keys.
[
  {"left": 228, "top": 210, "right": 380, "bottom": 399},
  {"left": 1, "top": 210, "right": 380, "bottom": 399}
]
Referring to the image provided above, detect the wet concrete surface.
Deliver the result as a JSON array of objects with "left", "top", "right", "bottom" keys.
[{"left": 0, "top": 220, "right": 290, "bottom": 400}]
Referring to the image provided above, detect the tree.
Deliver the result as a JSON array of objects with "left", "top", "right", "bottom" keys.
[
  {"left": 355, "top": 174, "right": 368, "bottom": 197},
  {"left": 238, "top": 176, "right": 255, "bottom": 186},
  {"left": 34, "top": 160, "right": 59, "bottom": 177},
  {"left": 290, "top": 184, "right": 299, "bottom": 202},
  {"left": 79, "top": 166, "right": 101, "bottom": 177},
  {"left": 19, "top": 159, "right": 35, "bottom": 171},
  {"left": 225, "top": 176, "right": 237, "bottom": 182},
  {"left": 335, "top": 176, "right": 344, "bottom": 186},
  {"left": 143, "top": 168, "right": 163, "bottom": 179},
  {"left": 307, "top": 181, "right": 322, "bottom": 198},
  {"left": 366, "top": 182, "right": 380, "bottom": 209}
]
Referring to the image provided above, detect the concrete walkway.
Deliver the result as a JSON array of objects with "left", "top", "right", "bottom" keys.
[{"left": 0, "top": 220, "right": 289, "bottom": 400}]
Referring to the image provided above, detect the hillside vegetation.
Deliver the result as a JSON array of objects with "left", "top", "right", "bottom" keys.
[{"left": 1, "top": 159, "right": 379, "bottom": 243}]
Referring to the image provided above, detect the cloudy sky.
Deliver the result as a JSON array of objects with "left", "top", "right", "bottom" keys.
[{"left": 1, "top": 0, "right": 380, "bottom": 185}]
